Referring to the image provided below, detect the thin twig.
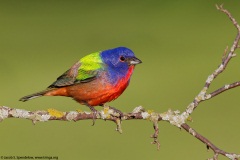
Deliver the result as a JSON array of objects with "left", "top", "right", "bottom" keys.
[
  {"left": 209, "top": 81, "right": 240, "bottom": 98},
  {"left": 222, "top": 46, "right": 229, "bottom": 62},
  {"left": 181, "top": 123, "right": 240, "bottom": 160}
]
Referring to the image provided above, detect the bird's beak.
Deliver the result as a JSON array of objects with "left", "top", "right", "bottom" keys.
[{"left": 127, "top": 57, "right": 142, "bottom": 65}]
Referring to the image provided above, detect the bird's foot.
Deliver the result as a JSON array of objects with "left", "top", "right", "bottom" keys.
[
  {"left": 108, "top": 106, "right": 124, "bottom": 119},
  {"left": 101, "top": 105, "right": 123, "bottom": 133},
  {"left": 88, "top": 106, "right": 98, "bottom": 126}
]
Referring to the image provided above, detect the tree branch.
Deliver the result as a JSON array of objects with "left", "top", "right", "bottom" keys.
[
  {"left": 184, "top": 4, "right": 240, "bottom": 117},
  {"left": 0, "top": 105, "right": 162, "bottom": 149},
  {"left": 1, "top": 4, "right": 240, "bottom": 160},
  {"left": 181, "top": 123, "right": 240, "bottom": 160}
]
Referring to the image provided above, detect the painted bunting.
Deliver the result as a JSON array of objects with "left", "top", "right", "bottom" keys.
[{"left": 20, "top": 47, "right": 142, "bottom": 124}]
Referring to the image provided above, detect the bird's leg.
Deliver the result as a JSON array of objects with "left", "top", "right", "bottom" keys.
[{"left": 87, "top": 106, "right": 98, "bottom": 126}]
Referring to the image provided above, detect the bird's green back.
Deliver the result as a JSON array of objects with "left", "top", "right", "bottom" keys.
[{"left": 77, "top": 51, "right": 104, "bottom": 80}]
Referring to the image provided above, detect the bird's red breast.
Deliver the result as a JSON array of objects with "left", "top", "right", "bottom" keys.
[{"left": 44, "top": 65, "right": 135, "bottom": 106}]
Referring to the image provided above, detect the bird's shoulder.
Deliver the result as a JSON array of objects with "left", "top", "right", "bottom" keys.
[{"left": 77, "top": 51, "right": 105, "bottom": 80}]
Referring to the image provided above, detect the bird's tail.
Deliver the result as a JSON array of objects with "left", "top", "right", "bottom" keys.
[{"left": 19, "top": 88, "right": 54, "bottom": 102}]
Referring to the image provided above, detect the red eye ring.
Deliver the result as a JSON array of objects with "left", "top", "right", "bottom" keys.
[{"left": 120, "top": 56, "right": 125, "bottom": 62}]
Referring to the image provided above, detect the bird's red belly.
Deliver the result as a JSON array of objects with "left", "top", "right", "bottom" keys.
[{"left": 65, "top": 79, "right": 129, "bottom": 106}]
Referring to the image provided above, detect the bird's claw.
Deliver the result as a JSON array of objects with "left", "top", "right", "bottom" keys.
[
  {"left": 108, "top": 106, "right": 124, "bottom": 120},
  {"left": 91, "top": 110, "right": 98, "bottom": 126}
]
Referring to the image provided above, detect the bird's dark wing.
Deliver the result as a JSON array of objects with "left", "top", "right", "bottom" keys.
[{"left": 48, "top": 61, "right": 98, "bottom": 88}]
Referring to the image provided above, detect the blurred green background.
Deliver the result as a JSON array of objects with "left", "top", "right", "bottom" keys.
[{"left": 0, "top": 0, "right": 240, "bottom": 159}]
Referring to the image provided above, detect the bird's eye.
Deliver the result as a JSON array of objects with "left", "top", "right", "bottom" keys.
[{"left": 120, "top": 56, "right": 125, "bottom": 62}]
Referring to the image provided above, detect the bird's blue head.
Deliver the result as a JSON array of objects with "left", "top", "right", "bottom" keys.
[
  {"left": 101, "top": 47, "right": 142, "bottom": 73},
  {"left": 100, "top": 47, "right": 142, "bottom": 83}
]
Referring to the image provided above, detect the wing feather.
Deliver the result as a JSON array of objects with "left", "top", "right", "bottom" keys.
[{"left": 48, "top": 61, "right": 99, "bottom": 88}]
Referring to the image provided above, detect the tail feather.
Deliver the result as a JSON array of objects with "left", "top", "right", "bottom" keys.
[{"left": 19, "top": 89, "right": 53, "bottom": 102}]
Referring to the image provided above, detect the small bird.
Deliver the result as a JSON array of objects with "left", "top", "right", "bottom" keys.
[{"left": 20, "top": 47, "right": 142, "bottom": 124}]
